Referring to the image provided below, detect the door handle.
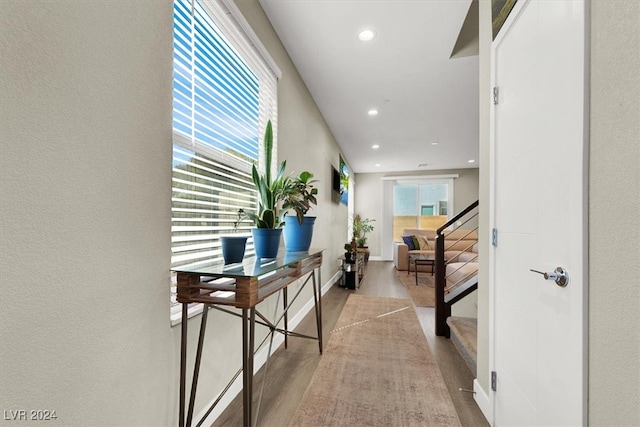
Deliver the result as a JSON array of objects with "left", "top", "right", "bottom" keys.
[{"left": 530, "top": 267, "right": 569, "bottom": 287}]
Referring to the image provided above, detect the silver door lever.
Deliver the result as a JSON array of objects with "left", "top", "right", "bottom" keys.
[{"left": 530, "top": 267, "right": 569, "bottom": 287}]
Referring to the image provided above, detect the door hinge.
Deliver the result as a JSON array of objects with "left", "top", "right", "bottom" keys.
[
  {"left": 492, "top": 228, "right": 498, "bottom": 247},
  {"left": 491, "top": 371, "right": 497, "bottom": 391},
  {"left": 493, "top": 86, "right": 499, "bottom": 105}
]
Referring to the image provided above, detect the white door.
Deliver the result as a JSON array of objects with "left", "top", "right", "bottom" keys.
[{"left": 491, "top": 0, "right": 587, "bottom": 425}]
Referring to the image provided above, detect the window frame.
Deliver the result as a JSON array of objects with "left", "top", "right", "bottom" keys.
[
  {"left": 393, "top": 178, "right": 454, "bottom": 232},
  {"left": 170, "top": 0, "right": 280, "bottom": 325},
  {"left": 380, "top": 174, "right": 459, "bottom": 260}
]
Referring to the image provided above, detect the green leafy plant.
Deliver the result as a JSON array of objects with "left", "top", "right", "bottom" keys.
[
  {"left": 245, "top": 120, "right": 291, "bottom": 229},
  {"left": 353, "top": 215, "right": 375, "bottom": 247},
  {"left": 283, "top": 171, "right": 318, "bottom": 224}
]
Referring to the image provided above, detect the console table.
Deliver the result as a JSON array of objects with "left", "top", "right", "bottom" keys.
[{"left": 174, "top": 249, "right": 324, "bottom": 427}]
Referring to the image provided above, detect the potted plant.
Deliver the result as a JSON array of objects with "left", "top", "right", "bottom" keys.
[
  {"left": 353, "top": 215, "right": 374, "bottom": 263},
  {"left": 353, "top": 215, "right": 375, "bottom": 247},
  {"left": 220, "top": 209, "right": 248, "bottom": 264},
  {"left": 244, "top": 120, "right": 290, "bottom": 258},
  {"left": 282, "top": 170, "right": 318, "bottom": 252}
]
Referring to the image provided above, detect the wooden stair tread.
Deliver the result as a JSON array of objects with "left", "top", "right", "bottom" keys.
[{"left": 446, "top": 316, "right": 477, "bottom": 376}]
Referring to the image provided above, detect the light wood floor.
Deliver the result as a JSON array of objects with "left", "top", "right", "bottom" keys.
[{"left": 212, "top": 261, "right": 489, "bottom": 427}]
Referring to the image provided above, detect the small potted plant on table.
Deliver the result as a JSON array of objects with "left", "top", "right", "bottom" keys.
[
  {"left": 282, "top": 170, "right": 318, "bottom": 252},
  {"left": 245, "top": 120, "right": 289, "bottom": 259},
  {"left": 220, "top": 209, "right": 249, "bottom": 264},
  {"left": 353, "top": 215, "right": 375, "bottom": 263}
]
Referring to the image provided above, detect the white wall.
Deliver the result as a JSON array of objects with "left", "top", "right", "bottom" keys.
[
  {"left": 234, "top": 0, "right": 349, "bottom": 304},
  {"left": 476, "top": 0, "right": 492, "bottom": 402},
  {"left": 0, "top": 0, "right": 348, "bottom": 424},
  {"left": 351, "top": 173, "right": 383, "bottom": 256}
]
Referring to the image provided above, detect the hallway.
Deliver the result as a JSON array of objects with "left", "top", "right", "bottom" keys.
[{"left": 212, "top": 261, "right": 488, "bottom": 426}]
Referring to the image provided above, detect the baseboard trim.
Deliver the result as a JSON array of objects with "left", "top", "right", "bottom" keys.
[
  {"left": 473, "top": 379, "right": 493, "bottom": 425},
  {"left": 195, "top": 270, "right": 341, "bottom": 425}
]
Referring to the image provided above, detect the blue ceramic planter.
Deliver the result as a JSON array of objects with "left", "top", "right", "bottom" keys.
[
  {"left": 220, "top": 235, "right": 248, "bottom": 264},
  {"left": 251, "top": 228, "right": 283, "bottom": 259},
  {"left": 283, "top": 216, "right": 316, "bottom": 252}
]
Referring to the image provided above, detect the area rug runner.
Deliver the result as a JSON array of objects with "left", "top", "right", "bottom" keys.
[
  {"left": 395, "top": 269, "right": 436, "bottom": 307},
  {"left": 288, "top": 295, "right": 461, "bottom": 426}
]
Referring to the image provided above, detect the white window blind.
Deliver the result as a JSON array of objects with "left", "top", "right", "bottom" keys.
[
  {"left": 171, "top": 145, "right": 257, "bottom": 269},
  {"left": 171, "top": 0, "right": 278, "bottom": 272}
]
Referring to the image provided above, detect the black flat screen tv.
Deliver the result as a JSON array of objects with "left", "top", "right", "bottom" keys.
[
  {"left": 332, "top": 167, "right": 341, "bottom": 194},
  {"left": 331, "top": 166, "right": 341, "bottom": 203}
]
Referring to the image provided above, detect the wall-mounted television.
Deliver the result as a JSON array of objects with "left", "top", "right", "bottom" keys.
[{"left": 332, "top": 167, "right": 341, "bottom": 193}]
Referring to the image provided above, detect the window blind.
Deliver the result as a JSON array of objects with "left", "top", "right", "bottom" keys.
[
  {"left": 171, "top": 144, "right": 257, "bottom": 269},
  {"left": 171, "top": 0, "right": 278, "bottom": 271}
]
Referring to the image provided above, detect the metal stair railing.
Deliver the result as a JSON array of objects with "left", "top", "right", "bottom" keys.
[{"left": 435, "top": 200, "right": 479, "bottom": 338}]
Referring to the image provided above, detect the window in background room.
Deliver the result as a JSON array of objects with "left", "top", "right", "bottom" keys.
[
  {"left": 421, "top": 205, "right": 435, "bottom": 216},
  {"left": 392, "top": 181, "right": 451, "bottom": 241},
  {"left": 171, "top": 0, "right": 279, "bottom": 323}
]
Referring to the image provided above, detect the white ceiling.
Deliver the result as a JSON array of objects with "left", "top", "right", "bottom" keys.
[{"left": 259, "top": 0, "right": 479, "bottom": 174}]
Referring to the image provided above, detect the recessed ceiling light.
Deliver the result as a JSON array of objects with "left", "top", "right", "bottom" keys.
[
  {"left": 418, "top": 163, "right": 429, "bottom": 167},
  {"left": 358, "top": 29, "right": 376, "bottom": 42},
  {"left": 368, "top": 109, "right": 378, "bottom": 116},
  {"left": 371, "top": 144, "right": 380, "bottom": 149},
  {"left": 375, "top": 163, "right": 381, "bottom": 167},
  {"left": 468, "top": 159, "right": 476, "bottom": 163},
  {"left": 431, "top": 142, "right": 439, "bottom": 146}
]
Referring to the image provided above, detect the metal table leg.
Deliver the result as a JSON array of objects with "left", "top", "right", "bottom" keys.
[
  {"left": 283, "top": 288, "right": 288, "bottom": 349},
  {"left": 312, "top": 268, "right": 323, "bottom": 354},
  {"left": 179, "top": 303, "right": 188, "bottom": 427},
  {"left": 242, "top": 308, "right": 256, "bottom": 427}
]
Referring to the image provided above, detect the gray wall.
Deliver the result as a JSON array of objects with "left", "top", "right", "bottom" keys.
[
  {"left": 475, "top": 0, "right": 640, "bottom": 424},
  {"left": 0, "top": 0, "right": 347, "bottom": 424},
  {"left": 588, "top": 1, "right": 640, "bottom": 424},
  {"left": 1, "top": 1, "right": 175, "bottom": 423}
]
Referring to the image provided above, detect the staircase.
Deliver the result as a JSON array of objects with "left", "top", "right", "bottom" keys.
[{"left": 435, "top": 200, "right": 479, "bottom": 375}]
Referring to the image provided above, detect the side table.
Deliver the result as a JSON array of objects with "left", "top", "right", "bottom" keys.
[
  {"left": 339, "top": 252, "right": 364, "bottom": 289},
  {"left": 413, "top": 258, "right": 434, "bottom": 285}
]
